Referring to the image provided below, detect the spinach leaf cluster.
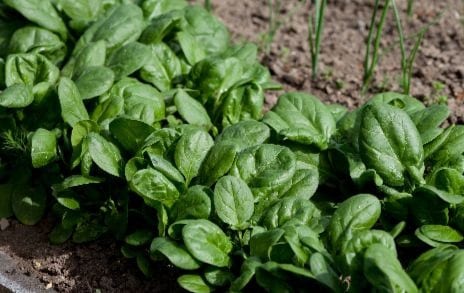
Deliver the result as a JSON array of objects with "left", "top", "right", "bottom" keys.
[{"left": 0, "top": 1, "right": 463, "bottom": 292}]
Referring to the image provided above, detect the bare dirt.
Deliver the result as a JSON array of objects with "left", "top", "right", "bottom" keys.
[{"left": 1, "top": 0, "right": 463, "bottom": 292}]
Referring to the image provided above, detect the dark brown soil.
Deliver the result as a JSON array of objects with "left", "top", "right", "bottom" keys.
[{"left": 1, "top": 0, "right": 463, "bottom": 292}]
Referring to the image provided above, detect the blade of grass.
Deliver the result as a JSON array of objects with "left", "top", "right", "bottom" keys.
[
  {"left": 308, "top": 0, "right": 327, "bottom": 79},
  {"left": 362, "top": 0, "right": 391, "bottom": 93},
  {"left": 407, "top": 0, "right": 414, "bottom": 16},
  {"left": 391, "top": 0, "right": 407, "bottom": 93},
  {"left": 204, "top": 0, "right": 211, "bottom": 12}
]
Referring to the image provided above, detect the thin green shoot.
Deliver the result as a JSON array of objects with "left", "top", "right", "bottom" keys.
[
  {"left": 362, "top": 0, "right": 391, "bottom": 93},
  {"left": 407, "top": 0, "right": 414, "bottom": 16},
  {"left": 204, "top": 0, "right": 211, "bottom": 12},
  {"left": 308, "top": 0, "right": 327, "bottom": 79},
  {"left": 392, "top": 0, "right": 430, "bottom": 94}
]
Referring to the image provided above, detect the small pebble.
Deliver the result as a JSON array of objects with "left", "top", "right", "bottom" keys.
[
  {"left": 45, "top": 282, "right": 53, "bottom": 290},
  {"left": 0, "top": 218, "right": 10, "bottom": 231}
]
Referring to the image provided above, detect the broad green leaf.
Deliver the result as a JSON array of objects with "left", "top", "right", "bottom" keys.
[
  {"left": 328, "top": 194, "right": 381, "bottom": 252},
  {"left": 144, "top": 150, "right": 184, "bottom": 184},
  {"left": 56, "top": 197, "right": 80, "bottom": 210},
  {"left": 416, "top": 225, "right": 464, "bottom": 247},
  {"left": 107, "top": 42, "right": 151, "bottom": 79},
  {"left": 174, "top": 129, "right": 214, "bottom": 185},
  {"left": 177, "top": 275, "right": 211, "bottom": 293},
  {"left": 142, "top": 0, "right": 187, "bottom": 20},
  {"left": 262, "top": 197, "right": 320, "bottom": 230},
  {"left": 363, "top": 244, "right": 418, "bottom": 293},
  {"left": 90, "top": 95, "right": 124, "bottom": 123},
  {"left": 31, "top": 128, "right": 57, "bottom": 168},
  {"left": 72, "top": 41, "right": 107, "bottom": 77},
  {"left": 0, "top": 84, "right": 33, "bottom": 108},
  {"left": 204, "top": 267, "right": 233, "bottom": 287},
  {"left": 8, "top": 26, "right": 66, "bottom": 65},
  {"left": 74, "top": 66, "right": 115, "bottom": 100},
  {"left": 199, "top": 141, "right": 240, "bottom": 187},
  {"left": 411, "top": 104, "right": 450, "bottom": 144},
  {"left": 230, "top": 144, "right": 296, "bottom": 195},
  {"left": 109, "top": 117, "right": 154, "bottom": 153},
  {"left": 87, "top": 132, "right": 123, "bottom": 177},
  {"left": 174, "top": 89, "right": 212, "bottom": 128},
  {"left": 125, "top": 229, "right": 153, "bottom": 246},
  {"left": 140, "top": 43, "right": 182, "bottom": 92},
  {"left": 177, "top": 31, "right": 206, "bottom": 65},
  {"left": 5, "top": 53, "right": 60, "bottom": 87},
  {"left": 230, "top": 257, "right": 262, "bottom": 291},
  {"left": 4, "top": 0, "right": 67, "bottom": 39},
  {"left": 182, "top": 219, "right": 232, "bottom": 267},
  {"left": 263, "top": 92, "right": 336, "bottom": 150},
  {"left": 74, "top": 4, "right": 144, "bottom": 53},
  {"left": 58, "top": 77, "right": 89, "bottom": 127},
  {"left": 359, "top": 103, "right": 424, "bottom": 187},
  {"left": 150, "top": 237, "right": 200, "bottom": 270},
  {"left": 250, "top": 229, "right": 285, "bottom": 260},
  {"left": 214, "top": 176, "right": 254, "bottom": 229},
  {"left": 130, "top": 168, "right": 179, "bottom": 208},
  {"left": 11, "top": 185, "right": 46, "bottom": 225},
  {"left": 216, "top": 120, "right": 270, "bottom": 150},
  {"left": 171, "top": 185, "right": 211, "bottom": 221}
]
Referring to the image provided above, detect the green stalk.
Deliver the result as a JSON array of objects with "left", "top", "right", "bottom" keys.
[
  {"left": 204, "top": 0, "right": 211, "bottom": 12},
  {"left": 362, "top": 0, "right": 390, "bottom": 93},
  {"left": 407, "top": 0, "right": 414, "bottom": 16},
  {"left": 308, "top": 0, "right": 327, "bottom": 79},
  {"left": 404, "top": 29, "right": 426, "bottom": 94},
  {"left": 391, "top": 0, "right": 407, "bottom": 93}
]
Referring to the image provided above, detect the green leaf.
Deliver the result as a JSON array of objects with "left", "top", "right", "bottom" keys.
[
  {"left": 144, "top": 150, "right": 184, "bottom": 184},
  {"left": 174, "top": 89, "right": 212, "bottom": 128},
  {"left": 171, "top": 185, "right": 211, "bottom": 221},
  {"left": 182, "top": 219, "right": 232, "bottom": 267},
  {"left": 177, "top": 275, "right": 211, "bottom": 293},
  {"left": 4, "top": 0, "right": 67, "bottom": 39},
  {"left": 5, "top": 53, "right": 60, "bottom": 87},
  {"left": 328, "top": 194, "right": 381, "bottom": 252},
  {"left": 87, "top": 132, "right": 123, "bottom": 177},
  {"left": 130, "top": 168, "right": 180, "bottom": 208},
  {"left": 31, "top": 128, "right": 57, "bottom": 168},
  {"left": 359, "top": 103, "right": 424, "bottom": 187},
  {"left": 216, "top": 120, "right": 270, "bottom": 150},
  {"left": 56, "top": 197, "right": 80, "bottom": 210},
  {"left": 125, "top": 229, "right": 154, "bottom": 246},
  {"left": 74, "top": 66, "right": 114, "bottom": 100},
  {"left": 250, "top": 229, "right": 285, "bottom": 260},
  {"left": 12, "top": 185, "right": 46, "bottom": 225},
  {"left": 214, "top": 176, "right": 254, "bottom": 229},
  {"left": 230, "top": 144, "right": 296, "bottom": 195},
  {"left": 58, "top": 77, "right": 89, "bottom": 127},
  {"left": 109, "top": 117, "right": 154, "bottom": 153},
  {"left": 411, "top": 104, "right": 450, "bottom": 144},
  {"left": 0, "top": 84, "right": 33, "bottom": 108},
  {"left": 150, "top": 237, "right": 200, "bottom": 270},
  {"left": 310, "top": 253, "right": 342, "bottom": 292},
  {"left": 91, "top": 95, "right": 124, "bottom": 123},
  {"left": 262, "top": 197, "right": 320, "bottom": 230},
  {"left": 363, "top": 244, "right": 418, "bottom": 293},
  {"left": 230, "top": 257, "right": 262, "bottom": 291},
  {"left": 263, "top": 92, "right": 336, "bottom": 150},
  {"left": 140, "top": 43, "right": 182, "bottom": 91},
  {"left": 174, "top": 129, "right": 214, "bottom": 185},
  {"left": 199, "top": 141, "right": 240, "bottom": 187},
  {"left": 416, "top": 225, "right": 463, "bottom": 247},
  {"left": 177, "top": 31, "right": 206, "bottom": 65},
  {"left": 107, "top": 42, "right": 151, "bottom": 79},
  {"left": 9, "top": 26, "right": 66, "bottom": 64},
  {"left": 72, "top": 41, "right": 106, "bottom": 77}
]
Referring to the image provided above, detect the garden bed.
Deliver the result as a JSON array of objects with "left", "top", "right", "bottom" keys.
[{"left": 0, "top": 0, "right": 463, "bottom": 292}]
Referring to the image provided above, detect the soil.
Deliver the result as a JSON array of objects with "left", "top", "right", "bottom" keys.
[{"left": 1, "top": 0, "right": 463, "bottom": 292}]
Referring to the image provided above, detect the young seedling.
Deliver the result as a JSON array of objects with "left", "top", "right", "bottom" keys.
[
  {"left": 308, "top": 0, "right": 327, "bottom": 79},
  {"left": 362, "top": 0, "right": 391, "bottom": 93}
]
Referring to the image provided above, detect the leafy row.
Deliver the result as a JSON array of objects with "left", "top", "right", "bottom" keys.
[{"left": 1, "top": 1, "right": 464, "bottom": 292}]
